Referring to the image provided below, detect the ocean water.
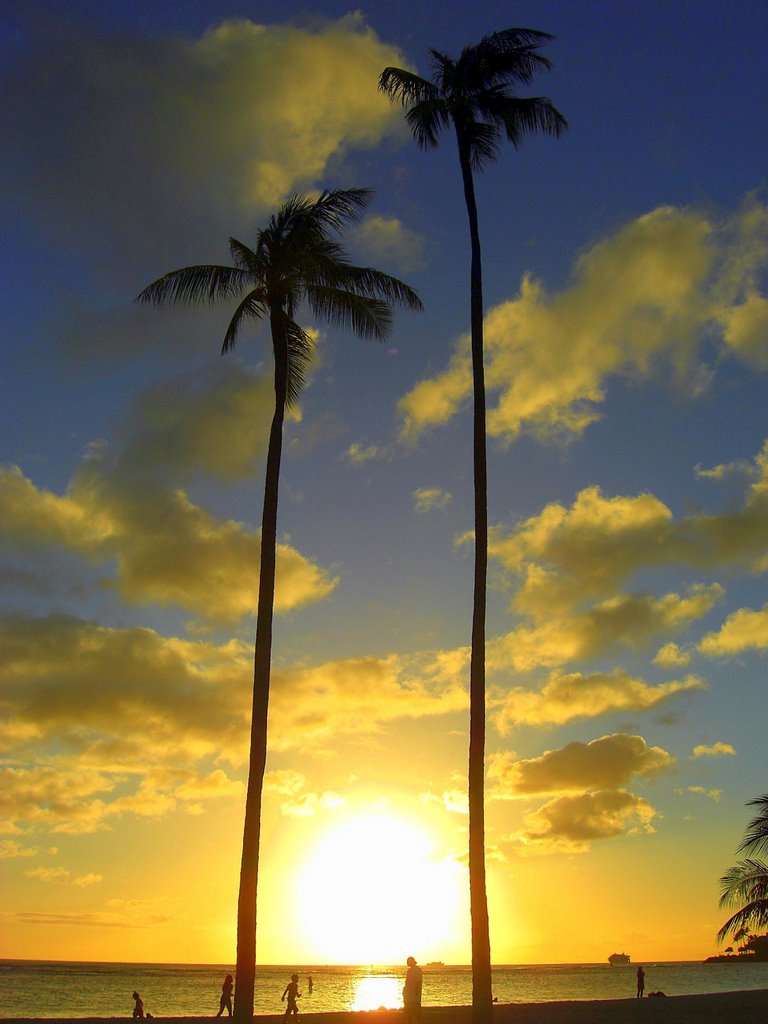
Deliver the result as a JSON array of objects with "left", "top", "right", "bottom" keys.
[{"left": 2, "top": 959, "right": 768, "bottom": 1019}]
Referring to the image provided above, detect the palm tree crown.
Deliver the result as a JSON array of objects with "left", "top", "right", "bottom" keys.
[
  {"left": 139, "top": 188, "right": 421, "bottom": 402},
  {"left": 379, "top": 29, "right": 567, "bottom": 169},
  {"left": 718, "top": 794, "right": 768, "bottom": 944}
]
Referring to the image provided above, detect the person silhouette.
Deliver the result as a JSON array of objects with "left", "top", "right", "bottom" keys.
[
  {"left": 403, "top": 957, "right": 423, "bottom": 1024},
  {"left": 308, "top": 976, "right": 313, "bottom": 994},
  {"left": 282, "top": 973, "right": 301, "bottom": 1020},
  {"left": 636, "top": 966, "right": 645, "bottom": 998},
  {"left": 216, "top": 974, "right": 234, "bottom": 1017},
  {"left": 132, "top": 991, "right": 145, "bottom": 1019}
]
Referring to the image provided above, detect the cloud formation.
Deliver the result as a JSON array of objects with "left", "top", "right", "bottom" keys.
[
  {"left": 399, "top": 197, "right": 768, "bottom": 443},
  {"left": 350, "top": 215, "right": 427, "bottom": 273},
  {"left": 0, "top": 363, "right": 338, "bottom": 626},
  {"left": 691, "top": 742, "right": 735, "bottom": 758},
  {"left": 513, "top": 789, "right": 657, "bottom": 853},
  {"left": 0, "top": 613, "right": 471, "bottom": 834},
  {"left": 413, "top": 487, "right": 452, "bottom": 513},
  {"left": 483, "top": 439, "right": 768, "bottom": 663},
  {"left": 488, "top": 585, "right": 723, "bottom": 671},
  {"left": 698, "top": 603, "right": 768, "bottom": 656},
  {"left": 489, "top": 733, "right": 674, "bottom": 797},
  {"left": 492, "top": 668, "right": 703, "bottom": 732},
  {"left": 1, "top": 14, "right": 405, "bottom": 275}
]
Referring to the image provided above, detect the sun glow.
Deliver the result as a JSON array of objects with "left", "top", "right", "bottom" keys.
[{"left": 294, "top": 811, "right": 463, "bottom": 964}]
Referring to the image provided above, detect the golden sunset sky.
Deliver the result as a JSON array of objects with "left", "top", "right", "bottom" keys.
[{"left": 2, "top": 0, "right": 768, "bottom": 967}]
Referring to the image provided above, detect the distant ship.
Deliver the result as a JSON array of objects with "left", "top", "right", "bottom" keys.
[
  {"left": 426, "top": 962, "right": 445, "bottom": 967},
  {"left": 608, "top": 952, "right": 631, "bottom": 965}
]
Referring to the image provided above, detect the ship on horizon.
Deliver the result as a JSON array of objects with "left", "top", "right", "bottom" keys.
[{"left": 608, "top": 952, "right": 631, "bottom": 965}]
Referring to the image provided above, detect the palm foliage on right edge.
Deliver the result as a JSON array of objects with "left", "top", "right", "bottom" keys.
[
  {"left": 719, "top": 794, "right": 768, "bottom": 944},
  {"left": 380, "top": 31, "right": 566, "bottom": 1023}
]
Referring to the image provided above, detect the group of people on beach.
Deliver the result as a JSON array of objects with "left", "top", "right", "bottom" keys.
[
  {"left": 132, "top": 960, "right": 419, "bottom": 1021},
  {"left": 133, "top": 959, "right": 655, "bottom": 1019}
]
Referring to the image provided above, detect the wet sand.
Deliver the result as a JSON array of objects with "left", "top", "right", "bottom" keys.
[{"left": 4, "top": 990, "right": 768, "bottom": 1024}]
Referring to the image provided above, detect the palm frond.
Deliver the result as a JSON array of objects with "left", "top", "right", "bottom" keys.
[
  {"left": 282, "top": 317, "right": 315, "bottom": 408},
  {"left": 467, "top": 29, "right": 556, "bottom": 86},
  {"left": 719, "top": 859, "right": 768, "bottom": 907},
  {"left": 136, "top": 265, "right": 251, "bottom": 307},
  {"left": 405, "top": 98, "right": 452, "bottom": 149},
  {"left": 229, "top": 238, "right": 262, "bottom": 275},
  {"left": 379, "top": 66, "right": 438, "bottom": 106},
  {"left": 317, "top": 266, "right": 423, "bottom": 310},
  {"left": 305, "top": 188, "right": 373, "bottom": 234},
  {"left": 717, "top": 898, "right": 768, "bottom": 945},
  {"left": 307, "top": 288, "right": 393, "bottom": 341},
  {"left": 458, "top": 121, "right": 500, "bottom": 171},
  {"left": 739, "top": 795, "right": 768, "bottom": 858},
  {"left": 480, "top": 93, "right": 568, "bottom": 148},
  {"left": 221, "top": 290, "right": 268, "bottom": 354}
]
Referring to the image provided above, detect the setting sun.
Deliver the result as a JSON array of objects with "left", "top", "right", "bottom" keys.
[{"left": 294, "top": 812, "right": 464, "bottom": 964}]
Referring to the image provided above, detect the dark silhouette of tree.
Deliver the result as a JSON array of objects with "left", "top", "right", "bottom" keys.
[
  {"left": 138, "top": 188, "right": 421, "bottom": 1023},
  {"left": 719, "top": 794, "right": 768, "bottom": 945},
  {"left": 379, "top": 32, "right": 566, "bottom": 1023}
]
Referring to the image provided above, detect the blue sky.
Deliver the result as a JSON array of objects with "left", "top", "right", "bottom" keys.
[{"left": 2, "top": 0, "right": 768, "bottom": 966}]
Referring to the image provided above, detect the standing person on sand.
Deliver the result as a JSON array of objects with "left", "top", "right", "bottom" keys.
[
  {"left": 403, "top": 957, "right": 423, "bottom": 1024},
  {"left": 282, "top": 973, "right": 301, "bottom": 1020},
  {"left": 636, "top": 966, "right": 645, "bottom": 998},
  {"left": 216, "top": 974, "right": 233, "bottom": 1017}
]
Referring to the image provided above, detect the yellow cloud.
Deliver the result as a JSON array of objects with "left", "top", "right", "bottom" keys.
[
  {"left": 413, "top": 487, "right": 452, "bottom": 513},
  {"left": 698, "top": 603, "right": 768, "bottom": 655},
  {"left": 489, "top": 486, "right": 675, "bottom": 615},
  {"left": 0, "top": 615, "right": 252, "bottom": 760},
  {"left": 686, "top": 786, "right": 721, "bottom": 801},
  {"left": 344, "top": 442, "right": 389, "bottom": 464},
  {"left": 718, "top": 292, "right": 768, "bottom": 368},
  {"left": 512, "top": 790, "right": 657, "bottom": 853},
  {"left": 489, "top": 733, "right": 674, "bottom": 797},
  {"left": 493, "top": 668, "right": 704, "bottom": 731},
  {"left": 691, "top": 741, "right": 735, "bottom": 758},
  {"left": 121, "top": 364, "right": 277, "bottom": 483},
  {"left": 350, "top": 215, "right": 426, "bottom": 273},
  {"left": 0, "top": 614, "right": 473, "bottom": 833},
  {"left": 269, "top": 653, "right": 468, "bottom": 753},
  {"left": 488, "top": 585, "right": 722, "bottom": 670},
  {"left": 488, "top": 439, "right": 768, "bottom": 620},
  {"left": 398, "top": 197, "right": 768, "bottom": 443},
  {"left": 0, "top": 461, "right": 338, "bottom": 625},
  {"left": 3, "top": 14, "right": 406, "bottom": 268},
  {"left": 653, "top": 642, "right": 691, "bottom": 667}
]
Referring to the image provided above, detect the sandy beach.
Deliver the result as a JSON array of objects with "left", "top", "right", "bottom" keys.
[{"left": 4, "top": 991, "right": 768, "bottom": 1024}]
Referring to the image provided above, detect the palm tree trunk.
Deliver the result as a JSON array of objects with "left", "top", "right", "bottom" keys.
[
  {"left": 457, "top": 135, "right": 493, "bottom": 1024},
  {"left": 233, "top": 310, "right": 288, "bottom": 1024}
]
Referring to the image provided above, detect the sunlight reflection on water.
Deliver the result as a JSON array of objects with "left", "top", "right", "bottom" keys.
[{"left": 351, "top": 975, "right": 402, "bottom": 1011}]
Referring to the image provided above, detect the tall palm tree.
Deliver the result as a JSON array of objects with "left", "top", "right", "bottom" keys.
[
  {"left": 718, "top": 794, "right": 768, "bottom": 944},
  {"left": 138, "top": 188, "right": 422, "bottom": 1023},
  {"left": 380, "top": 32, "right": 566, "bottom": 1022}
]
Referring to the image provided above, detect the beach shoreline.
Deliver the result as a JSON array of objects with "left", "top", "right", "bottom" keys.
[{"left": 3, "top": 989, "right": 768, "bottom": 1024}]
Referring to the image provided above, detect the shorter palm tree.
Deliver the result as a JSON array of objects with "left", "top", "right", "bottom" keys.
[
  {"left": 718, "top": 794, "right": 768, "bottom": 944},
  {"left": 138, "top": 187, "right": 422, "bottom": 1023}
]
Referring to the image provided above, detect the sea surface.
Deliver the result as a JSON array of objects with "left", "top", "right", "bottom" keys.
[{"left": 2, "top": 959, "right": 768, "bottom": 1019}]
